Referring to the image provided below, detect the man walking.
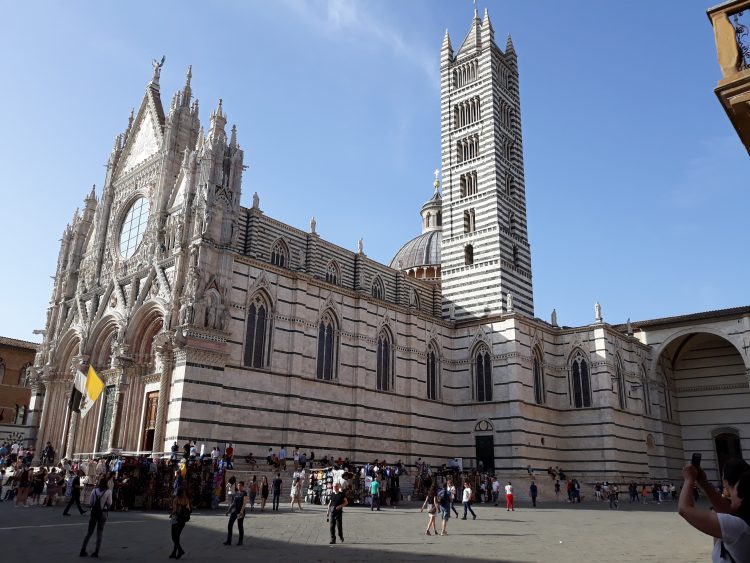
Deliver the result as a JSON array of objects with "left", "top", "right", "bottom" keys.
[
  {"left": 529, "top": 481, "right": 538, "bottom": 507},
  {"left": 271, "top": 472, "right": 282, "bottom": 511},
  {"left": 327, "top": 482, "right": 348, "bottom": 545},
  {"left": 461, "top": 481, "right": 476, "bottom": 520},
  {"left": 63, "top": 470, "right": 86, "bottom": 516}
]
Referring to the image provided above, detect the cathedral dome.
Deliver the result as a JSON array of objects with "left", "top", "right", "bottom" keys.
[
  {"left": 390, "top": 230, "right": 441, "bottom": 271},
  {"left": 390, "top": 172, "right": 443, "bottom": 281}
]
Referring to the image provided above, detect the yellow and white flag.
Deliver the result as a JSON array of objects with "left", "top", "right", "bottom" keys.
[{"left": 80, "top": 365, "right": 105, "bottom": 419}]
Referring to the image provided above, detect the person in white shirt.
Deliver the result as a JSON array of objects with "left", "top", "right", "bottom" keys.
[
  {"left": 505, "top": 482, "right": 514, "bottom": 511},
  {"left": 447, "top": 479, "right": 459, "bottom": 517},
  {"left": 79, "top": 477, "right": 112, "bottom": 557},
  {"left": 492, "top": 478, "right": 501, "bottom": 506},
  {"left": 279, "top": 446, "right": 287, "bottom": 470},
  {"left": 461, "top": 481, "right": 476, "bottom": 520},
  {"left": 678, "top": 458, "right": 750, "bottom": 563}
]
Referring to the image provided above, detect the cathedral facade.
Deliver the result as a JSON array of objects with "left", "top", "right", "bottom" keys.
[{"left": 30, "top": 9, "right": 749, "bottom": 483}]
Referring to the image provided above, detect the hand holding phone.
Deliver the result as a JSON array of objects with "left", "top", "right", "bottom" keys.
[{"left": 691, "top": 453, "right": 702, "bottom": 468}]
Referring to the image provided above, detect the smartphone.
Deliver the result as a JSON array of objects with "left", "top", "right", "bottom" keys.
[{"left": 691, "top": 453, "right": 702, "bottom": 468}]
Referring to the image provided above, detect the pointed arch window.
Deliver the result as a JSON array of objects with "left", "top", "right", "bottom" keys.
[
  {"left": 570, "top": 351, "right": 592, "bottom": 408},
  {"left": 371, "top": 276, "right": 385, "bottom": 300},
  {"left": 325, "top": 260, "right": 340, "bottom": 285},
  {"left": 376, "top": 329, "right": 393, "bottom": 391},
  {"left": 474, "top": 346, "right": 493, "bottom": 402},
  {"left": 642, "top": 367, "right": 652, "bottom": 415},
  {"left": 244, "top": 294, "right": 270, "bottom": 368},
  {"left": 427, "top": 344, "right": 440, "bottom": 400},
  {"left": 270, "top": 239, "right": 288, "bottom": 268},
  {"left": 663, "top": 377, "right": 674, "bottom": 421},
  {"left": 533, "top": 349, "right": 545, "bottom": 405},
  {"left": 409, "top": 289, "right": 420, "bottom": 310},
  {"left": 616, "top": 357, "right": 627, "bottom": 410},
  {"left": 316, "top": 311, "right": 338, "bottom": 381}
]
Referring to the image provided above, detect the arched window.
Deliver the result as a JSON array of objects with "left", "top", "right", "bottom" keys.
[
  {"left": 244, "top": 293, "right": 270, "bottom": 368},
  {"left": 533, "top": 349, "right": 545, "bottom": 405},
  {"left": 642, "top": 367, "right": 652, "bottom": 415},
  {"left": 663, "top": 377, "right": 673, "bottom": 421},
  {"left": 474, "top": 346, "right": 492, "bottom": 402},
  {"left": 0, "top": 357, "right": 5, "bottom": 384},
  {"left": 570, "top": 350, "right": 592, "bottom": 408},
  {"left": 509, "top": 211, "right": 516, "bottom": 235},
  {"left": 316, "top": 311, "right": 338, "bottom": 380},
  {"left": 409, "top": 289, "right": 420, "bottom": 310},
  {"left": 371, "top": 276, "right": 385, "bottom": 300},
  {"left": 20, "top": 363, "right": 32, "bottom": 387},
  {"left": 464, "top": 244, "right": 474, "bottom": 266},
  {"left": 270, "top": 239, "right": 288, "bottom": 268},
  {"left": 616, "top": 357, "right": 627, "bottom": 410},
  {"left": 427, "top": 343, "right": 440, "bottom": 400},
  {"left": 325, "top": 261, "right": 340, "bottom": 285},
  {"left": 376, "top": 329, "right": 393, "bottom": 391}
]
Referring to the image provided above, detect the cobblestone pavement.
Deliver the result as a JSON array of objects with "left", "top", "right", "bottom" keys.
[{"left": 0, "top": 498, "right": 712, "bottom": 562}]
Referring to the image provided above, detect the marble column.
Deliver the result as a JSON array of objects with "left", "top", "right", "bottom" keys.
[{"left": 151, "top": 334, "right": 173, "bottom": 455}]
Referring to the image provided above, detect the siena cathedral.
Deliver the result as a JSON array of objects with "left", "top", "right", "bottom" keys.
[{"left": 29, "top": 9, "right": 749, "bottom": 483}]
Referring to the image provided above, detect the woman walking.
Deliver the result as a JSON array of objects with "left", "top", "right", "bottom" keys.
[
  {"left": 248, "top": 476, "right": 258, "bottom": 512},
  {"left": 420, "top": 485, "right": 439, "bottom": 535},
  {"left": 44, "top": 469, "right": 59, "bottom": 507},
  {"left": 260, "top": 476, "right": 269, "bottom": 511},
  {"left": 224, "top": 481, "right": 247, "bottom": 546},
  {"left": 290, "top": 477, "right": 303, "bottom": 511},
  {"left": 80, "top": 476, "right": 112, "bottom": 557},
  {"left": 169, "top": 486, "right": 191, "bottom": 559}
]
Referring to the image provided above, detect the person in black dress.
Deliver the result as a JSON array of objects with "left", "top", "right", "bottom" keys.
[{"left": 224, "top": 482, "right": 246, "bottom": 546}]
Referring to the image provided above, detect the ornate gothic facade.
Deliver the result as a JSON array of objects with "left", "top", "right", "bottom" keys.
[{"left": 30, "top": 10, "right": 749, "bottom": 483}]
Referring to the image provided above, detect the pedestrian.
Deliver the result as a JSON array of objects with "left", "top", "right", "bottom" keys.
[
  {"left": 447, "top": 479, "right": 459, "bottom": 517},
  {"left": 225, "top": 444, "right": 234, "bottom": 469},
  {"left": 290, "top": 477, "right": 303, "bottom": 511},
  {"left": 461, "top": 481, "right": 477, "bottom": 520},
  {"left": 63, "top": 470, "right": 86, "bottom": 516},
  {"left": 260, "top": 476, "right": 269, "bottom": 511},
  {"left": 492, "top": 477, "right": 500, "bottom": 506},
  {"left": 370, "top": 476, "right": 380, "bottom": 511},
  {"left": 420, "top": 485, "right": 439, "bottom": 535},
  {"left": 279, "top": 446, "right": 287, "bottom": 470},
  {"left": 554, "top": 479, "right": 561, "bottom": 501},
  {"left": 272, "top": 472, "right": 282, "bottom": 511},
  {"left": 505, "top": 481, "right": 514, "bottom": 511},
  {"left": 225, "top": 476, "right": 236, "bottom": 516},
  {"left": 224, "top": 481, "right": 246, "bottom": 546},
  {"left": 169, "top": 486, "right": 191, "bottom": 559},
  {"left": 529, "top": 481, "right": 538, "bottom": 507},
  {"left": 438, "top": 484, "right": 452, "bottom": 535},
  {"left": 248, "top": 475, "right": 258, "bottom": 511},
  {"left": 609, "top": 484, "right": 619, "bottom": 509},
  {"left": 45, "top": 469, "right": 59, "bottom": 507},
  {"left": 79, "top": 476, "right": 112, "bottom": 557},
  {"left": 327, "top": 481, "right": 348, "bottom": 545}
]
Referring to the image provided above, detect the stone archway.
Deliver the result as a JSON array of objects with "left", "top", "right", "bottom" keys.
[
  {"left": 655, "top": 331, "right": 749, "bottom": 482},
  {"left": 473, "top": 419, "right": 495, "bottom": 471}
]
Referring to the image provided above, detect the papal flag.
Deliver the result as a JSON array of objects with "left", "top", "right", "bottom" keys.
[
  {"left": 80, "top": 365, "right": 105, "bottom": 419},
  {"left": 68, "top": 369, "right": 87, "bottom": 413}
]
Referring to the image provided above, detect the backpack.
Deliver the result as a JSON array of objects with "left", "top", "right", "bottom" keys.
[
  {"left": 90, "top": 489, "right": 108, "bottom": 520},
  {"left": 437, "top": 488, "right": 449, "bottom": 503}
]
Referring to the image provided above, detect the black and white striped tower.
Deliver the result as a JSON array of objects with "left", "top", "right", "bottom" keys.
[{"left": 439, "top": 7, "right": 533, "bottom": 320}]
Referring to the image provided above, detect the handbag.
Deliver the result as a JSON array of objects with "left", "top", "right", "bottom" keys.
[{"left": 178, "top": 506, "right": 191, "bottom": 523}]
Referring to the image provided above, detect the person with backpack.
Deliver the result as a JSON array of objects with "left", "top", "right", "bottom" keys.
[
  {"left": 679, "top": 458, "right": 750, "bottom": 562},
  {"left": 169, "top": 486, "right": 191, "bottom": 559},
  {"left": 438, "top": 484, "right": 452, "bottom": 535},
  {"left": 79, "top": 476, "right": 112, "bottom": 557},
  {"left": 224, "top": 481, "right": 247, "bottom": 546}
]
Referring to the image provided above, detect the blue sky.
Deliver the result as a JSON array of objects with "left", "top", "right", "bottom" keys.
[{"left": 0, "top": 0, "right": 747, "bottom": 341}]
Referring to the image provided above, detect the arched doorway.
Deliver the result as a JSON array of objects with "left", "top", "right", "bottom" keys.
[
  {"left": 714, "top": 430, "right": 742, "bottom": 479},
  {"left": 474, "top": 419, "right": 495, "bottom": 471},
  {"left": 655, "top": 332, "right": 749, "bottom": 481}
]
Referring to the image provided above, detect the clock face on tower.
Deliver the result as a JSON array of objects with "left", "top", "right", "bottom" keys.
[{"left": 118, "top": 196, "right": 150, "bottom": 259}]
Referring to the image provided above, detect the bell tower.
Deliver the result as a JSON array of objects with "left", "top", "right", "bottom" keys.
[{"left": 439, "top": 8, "right": 534, "bottom": 320}]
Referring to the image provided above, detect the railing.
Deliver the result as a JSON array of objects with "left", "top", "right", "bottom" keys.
[{"left": 709, "top": 1, "right": 750, "bottom": 77}]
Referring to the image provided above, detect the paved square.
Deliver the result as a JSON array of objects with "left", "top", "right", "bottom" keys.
[{"left": 0, "top": 498, "right": 711, "bottom": 562}]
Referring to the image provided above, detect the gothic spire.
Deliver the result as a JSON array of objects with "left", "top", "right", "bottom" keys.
[
  {"left": 182, "top": 65, "right": 192, "bottom": 107},
  {"left": 506, "top": 34, "right": 515, "bottom": 54},
  {"left": 230, "top": 124, "right": 237, "bottom": 148}
]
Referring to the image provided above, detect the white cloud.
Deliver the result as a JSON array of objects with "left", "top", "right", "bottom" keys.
[{"left": 277, "top": 0, "right": 437, "bottom": 82}]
